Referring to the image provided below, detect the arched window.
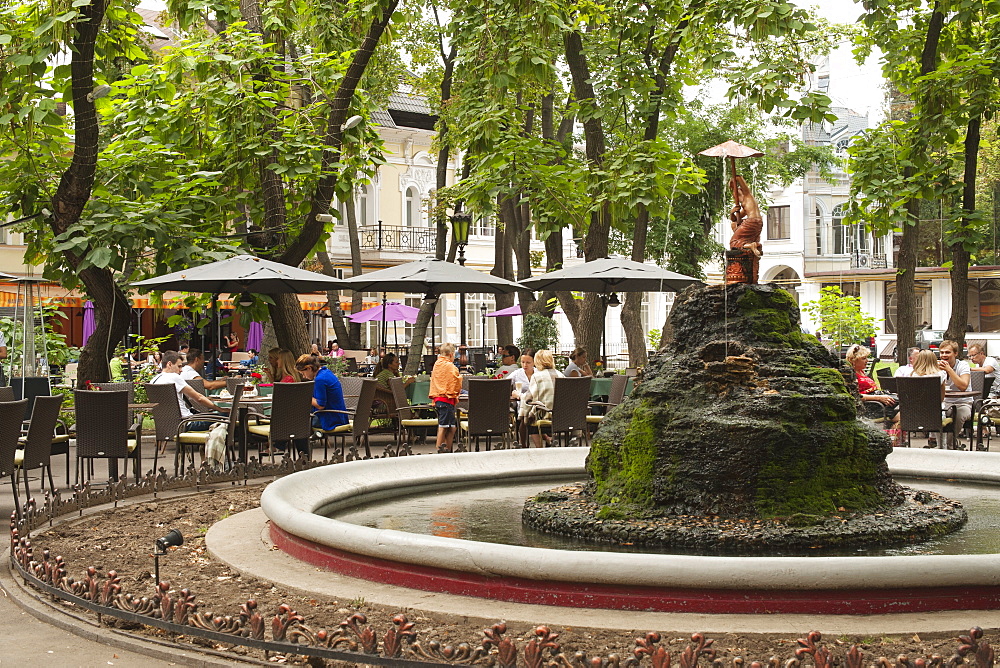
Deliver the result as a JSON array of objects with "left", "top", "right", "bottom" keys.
[
  {"left": 405, "top": 186, "right": 418, "bottom": 226},
  {"left": 357, "top": 185, "right": 368, "bottom": 227},
  {"left": 815, "top": 205, "right": 824, "bottom": 255},
  {"left": 832, "top": 204, "right": 846, "bottom": 255}
]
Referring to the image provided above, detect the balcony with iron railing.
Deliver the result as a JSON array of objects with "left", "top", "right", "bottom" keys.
[{"left": 358, "top": 223, "right": 438, "bottom": 253}]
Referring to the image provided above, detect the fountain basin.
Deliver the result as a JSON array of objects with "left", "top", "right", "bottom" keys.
[{"left": 260, "top": 448, "right": 1000, "bottom": 614}]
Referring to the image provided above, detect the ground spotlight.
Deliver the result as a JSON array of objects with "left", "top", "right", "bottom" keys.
[{"left": 153, "top": 529, "right": 183, "bottom": 587}]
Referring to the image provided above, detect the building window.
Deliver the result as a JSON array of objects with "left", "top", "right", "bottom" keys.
[
  {"left": 883, "top": 280, "right": 932, "bottom": 334},
  {"left": 357, "top": 185, "right": 369, "bottom": 227},
  {"left": 405, "top": 187, "right": 419, "bottom": 227},
  {"left": 814, "top": 206, "right": 824, "bottom": 255},
  {"left": 767, "top": 206, "right": 790, "bottom": 240},
  {"left": 832, "top": 204, "right": 846, "bottom": 254},
  {"left": 472, "top": 214, "right": 495, "bottom": 237}
]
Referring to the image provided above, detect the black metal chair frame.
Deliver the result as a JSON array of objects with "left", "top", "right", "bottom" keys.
[
  {"left": 16, "top": 395, "right": 64, "bottom": 500},
  {"left": 0, "top": 399, "right": 31, "bottom": 519},
  {"left": 317, "top": 378, "right": 378, "bottom": 460}
]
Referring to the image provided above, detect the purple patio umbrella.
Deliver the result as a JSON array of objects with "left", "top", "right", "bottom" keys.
[
  {"left": 82, "top": 300, "right": 96, "bottom": 346},
  {"left": 485, "top": 304, "right": 559, "bottom": 317},
  {"left": 347, "top": 302, "right": 420, "bottom": 324},
  {"left": 246, "top": 321, "right": 264, "bottom": 352}
]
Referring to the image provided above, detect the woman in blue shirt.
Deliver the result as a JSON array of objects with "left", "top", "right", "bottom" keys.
[{"left": 295, "top": 354, "right": 348, "bottom": 431}]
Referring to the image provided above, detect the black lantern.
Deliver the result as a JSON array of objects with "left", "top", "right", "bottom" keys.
[{"left": 450, "top": 211, "right": 474, "bottom": 345}]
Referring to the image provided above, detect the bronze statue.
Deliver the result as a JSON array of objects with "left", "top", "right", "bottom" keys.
[
  {"left": 728, "top": 174, "right": 763, "bottom": 259},
  {"left": 697, "top": 141, "right": 765, "bottom": 285}
]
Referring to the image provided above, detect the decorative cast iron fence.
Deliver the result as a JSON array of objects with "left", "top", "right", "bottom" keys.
[{"left": 8, "top": 531, "right": 998, "bottom": 668}]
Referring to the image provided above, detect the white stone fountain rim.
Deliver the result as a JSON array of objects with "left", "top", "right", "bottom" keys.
[{"left": 259, "top": 447, "right": 1000, "bottom": 591}]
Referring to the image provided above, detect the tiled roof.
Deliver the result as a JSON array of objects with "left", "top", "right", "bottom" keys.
[{"left": 387, "top": 82, "right": 433, "bottom": 114}]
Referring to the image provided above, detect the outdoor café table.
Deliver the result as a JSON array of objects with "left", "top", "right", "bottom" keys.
[
  {"left": 589, "top": 376, "right": 612, "bottom": 399},
  {"left": 946, "top": 391, "right": 979, "bottom": 399}
]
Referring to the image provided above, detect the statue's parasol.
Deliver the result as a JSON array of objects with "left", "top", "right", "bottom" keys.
[{"left": 697, "top": 140, "right": 764, "bottom": 179}]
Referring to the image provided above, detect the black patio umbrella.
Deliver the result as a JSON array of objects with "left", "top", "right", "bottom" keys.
[
  {"left": 133, "top": 255, "right": 347, "bottom": 376},
  {"left": 518, "top": 257, "right": 703, "bottom": 294},
  {"left": 340, "top": 257, "right": 526, "bottom": 351},
  {"left": 518, "top": 257, "right": 703, "bottom": 362},
  {"left": 131, "top": 254, "right": 347, "bottom": 294}
]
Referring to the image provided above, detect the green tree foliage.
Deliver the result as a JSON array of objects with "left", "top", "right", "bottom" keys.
[
  {"left": 517, "top": 313, "right": 560, "bottom": 353},
  {"left": 801, "top": 286, "right": 877, "bottom": 349}
]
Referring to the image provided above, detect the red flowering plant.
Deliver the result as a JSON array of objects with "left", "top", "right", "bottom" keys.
[{"left": 492, "top": 369, "right": 511, "bottom": 379}]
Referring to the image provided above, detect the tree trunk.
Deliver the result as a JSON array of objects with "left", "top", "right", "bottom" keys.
[
  {"left": 268, "top": 0, "right": 397, "bottom": 352},
  {"left": 897, "top": 2, "right": 944, "bottom": 364},
  {"left": 47, "top": 0, "right": 133, "bottom": 386},
  {"left": 622, "top": 205, "right": 651, "bottom": 367},
  {"left": 492, "top": 201, "right": 515, "bottom": 346},
  {"left": 945, "top": 114, "right": 981, "bottom": 347},
  {"left": 564, "top": 28, "right": 610, "bottom": 359},
  {"left": 267, "top": 293, "right": 310, "bottom": 356},
  {"left": 342, "top": 193, "right": 363, "bottom": 347},
  {"left": 316, "top": 250, "right": 352, "bottom": 348}
]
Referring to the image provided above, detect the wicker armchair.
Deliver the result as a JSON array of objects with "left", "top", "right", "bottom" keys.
[
  {"left": 0, "top": 399, "right": 30, "bottom": 518},
  {"left": 145, "top": 382, "right": 227, "bottom": 476},
  {"left": 0, "top": 386, "right": 15, "bottom": 402},
  {"left": 533, "top": 376, "right": 593, "bottom": 447},
  {"left": 389, "top": 377, "right": 436, "bottom": 450},
  {"left": 316, "top": 378, "right": 378, "bottom": 460},
  {"left": 246, "top": 381, "right": 314, "bottom": 461},
  {"left": 15, "top": 394, "right": 64, "bottom": 498},
  {"left": 896, "top": 375, "right": 954, "bottom": 448},
  {"left": 339, "top": 376, "right": 364, "bottom": 410},
  {"left": 458, "top": 378, "right": 513, "bottom": 452},
  {"left": 186, "top": 377, "right": 206, "bottom": 396},
  {"left": 226, "top": 377, "right": 245, "bottom": 395},
  {"left": 74, "top": 390, "right": 141, "bottom": 483}
]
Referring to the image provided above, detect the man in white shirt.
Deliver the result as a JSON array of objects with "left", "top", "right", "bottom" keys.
[
  {"left": 893, "top": 347, "right": 921, "bottom": 377},
  {"left": 180, "top": 348, "right": 226, "bottom": 391},
  {"left": 152, "top": 351, "right": 227, "bottom": 430},
  {"left": 939, "top": 340, "right": 972, "bottom": 448},
  {"left": 968, "top": 343, "right": 997, "bottom": 379}
]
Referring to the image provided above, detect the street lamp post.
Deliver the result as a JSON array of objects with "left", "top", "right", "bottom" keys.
[
  {"left": 600, "top": 292, "right": 621, "bottom": 370},
  {"left": 480, "top": 303, "right": 488, "bottom": 349},
  {"left": 450, "top": 212, "right": 472, "bottom": 346}
]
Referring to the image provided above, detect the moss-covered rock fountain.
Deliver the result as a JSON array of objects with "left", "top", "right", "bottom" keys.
[{"left": 523, "top": 283, "right": 966, "bottom": 553}]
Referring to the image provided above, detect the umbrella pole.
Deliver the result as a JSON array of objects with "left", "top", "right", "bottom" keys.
[
  {"left": 212, "top": 294, "right": 219, "bottom": 381},
  {"left": 381, "top": 293, "right": 387, "bottom": 351}
]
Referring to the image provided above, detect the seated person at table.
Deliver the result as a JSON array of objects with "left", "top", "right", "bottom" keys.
[
  {"left": 939, "top": 339, "right": 972, "bottom": 448},
  {"left": 295, "top": 354, "right": 348, "bottom": 435},
  {"left": 969, "top": 343, "right": 997, "bottom": 379},
  {"left": 430, "top": 342, "right": 462, "bottom": 453},
  {"left": 495, "top": 345, "right": 520, "bottom": 377},
  {"left": 845, "top": 344, "right": 897, "bottom": 424},
  {"left": 271, "top": 349, "right": 300, "bottom": 383},
  {"left": 893, "top": 347, "right": 921, "bottom": 377},
  {"left": 180, "top": 347, "right": 226, "bottom": 391},
  {"left": 152, "top": 351, "right": 228, "bottom": 431},
  {"left": 239, "top": 348, "right": 260, "bottom": 369},
  {"left": 563, "top": 347, "right": 593, "bottom": 378},
  {"left": 910, "top": 350, "right": 948, "bottom": 447},
  {"left": 329, "top": 340, "right": 346, "bottom": 357},
  {"left": 508, "top": 351, "right": 535, "bottom": 399},
  {"left": 523, "top": 349, "right": 563, "bottom": 448},
  {"left": 110, "top": 349, "right": 127, "bottom": 381},
  {"left": 374, "top": 352, "right": 414, "bottom": 389}
]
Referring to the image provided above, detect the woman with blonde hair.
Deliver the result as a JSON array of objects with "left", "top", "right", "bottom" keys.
[
  {"left": 845, "top": 344, "right": 897, "bottom": 420},
  {"left": 271, "top": 349, "right": 301, "bottom": 383},
  {"left": 523, "top": 349, "right": 563, "bottom": 447}
]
